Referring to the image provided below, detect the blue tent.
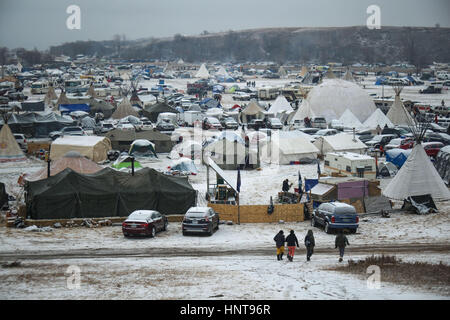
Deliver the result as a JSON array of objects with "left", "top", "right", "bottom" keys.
[
  {"left": 375, "top": 77, "right": 387, "bottom": 85},
  {"left": 385, "top": 148, "right": 412, "bottom": 168}
]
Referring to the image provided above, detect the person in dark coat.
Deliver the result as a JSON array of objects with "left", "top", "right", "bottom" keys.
[
  {"left": 282, "top": 179, "right": 292, "bottom": 193},
  {"left": 273, "top": 230, "right": 285, "bottom": 261},
  {"left": 285, "top": 230, "right": 299, "bottom": 261},
  {"left": 335, "top": 230, "right": 350, "bottom": 262},
  {"left": 304, "top": 229, "right": 315, "bottom": 261}
]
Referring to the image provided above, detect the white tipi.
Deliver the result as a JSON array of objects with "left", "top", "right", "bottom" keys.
[
  {"left": 386, "top": 86, "right": 414, "bottom": 126},
  {"left": 268, "top": 95, "right": 293, "bottom": 115},
  {"left": 195, "top": 63, "right": 210, "bottom": 78},
  {"left": 383, "top": 142, "right": 450, "bottom": 201},
  {"left": 338, "top": 109, "right": 365, "bottom": 129},
  {"left": 363, "top": 108, "right": 394, "bottom": 129},
  {"left": 290, "top": 99, "right": 316, "bottom": 123},
  {"left": 0, "top": 123, "right": 26, "bottom": 162}
]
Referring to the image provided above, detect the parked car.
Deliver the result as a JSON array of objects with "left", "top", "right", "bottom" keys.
[
  {"left": 182, "top": 207, "right": 220, "bottom": 236},
  {"left": 122, "top": 210, "right": 168, "bottom": 237},
  {"left": 312, "top": 129, "right": 339, "bottom": 141},
  {"left": 356, "top": 130, "right": 374, "bottom": 143},
  {"left": 266, "top": 117, "right": 283, "bottom": 129},
  {"left": 232, "top": 91, "right": 251, "bottom": 101},
  {"left": 116, "top": 123, "right": 135, "bottom": 131},
  {"left": 311, "top": 117, "right": 327, "bottom": 129},
  {"left": 423, "top": 132, "right": 450, "bottom": 146},
  {"left": 311, "top": 202, "right": 359, "bottom": 234},
  {"left": 365, "top": 134, "right": 397, "bottom": 149},
  {"left": 13, "top": 134, "right": 28, "bottom": 151},
  {"left": 384, "top": 137, "right": 414, "bottom": 150},
  {"left": 202, "top": 117, "right": 223, "bottom": 130},
  {"left": 220, "top": 117, "right": 239, "bottom": 130},
  {"left": 156, "top": 119, "right": 175, "bottom": 132},
  {"left": 49, "top": 126, "right": 86, "bottom": 140},
  {"left": 329, "top": 119, "right": 344, "bottom": 131},
  {"left": 247, "top": 119, "right": 266, "bottom": 130},
  {"left": 422, "top": 142, "right": 444, "bottom": 157},
  {"left": 298, "top": 127, "right": 320, "bottom": 135},
  {"left": 381, "top": 126, "right": 413, "bottom": 138}
]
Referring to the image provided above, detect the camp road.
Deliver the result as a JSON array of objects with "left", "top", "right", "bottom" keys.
[{"left": 1, "top": 242, "right": 449, "bottom": 261}]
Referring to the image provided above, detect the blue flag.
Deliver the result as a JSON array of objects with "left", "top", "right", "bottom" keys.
[{"left": 237, "top": 168, "right": 241, "bottom": 193}]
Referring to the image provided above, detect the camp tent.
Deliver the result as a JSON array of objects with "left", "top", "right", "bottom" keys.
[
  {"left": 129, "top": 139, "right": 157, "bottom": 158},
  {"left": 385, "top": 148, "right": 412, "bottom": 168},
  {"left": 267, "top": 95, "right": 293, "bottom": 116},
  {"left": 25, "top": 167, "right": 197, "bottom": 219},
  {"left": 378, "top": 161, "right": 399, "bottom": 178},
  {"left": 50, "top": 136, "right": 111, "bottom": 162},
  {"left": 313, "top": 133, "right": 367, "bottom": 156},
  {"left": 112, "top": 97, "right": 140, "bottom": 119},
  {"left": 261, "top": 131, "right": 319, "bottom": 164},
  {"left": 170, "top": 159, "right": 198, "bottom": 175},
  {"left": 0, "top": 124, "right": 27, "bottom": 162},
  {"left": 290, "top": 99, "right": 316, "bottom": 125},
  {"left": 25, "top": 151, "right": 103, "bottom": 181},
  {"left": 383, "top": 143, "right": 450, "bottom": 201},
  {"left": 111, "top": 155, "right": 143, "bottom": 171},
  {"left": 338, "top": 109, "right": 365, "bottom": 130},
  {"left": 106, "top": 128, "right": 174, "bottom": 153}
]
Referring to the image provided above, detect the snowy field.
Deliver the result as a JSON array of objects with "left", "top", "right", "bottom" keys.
[{"left": 0, "top": 76, "right": 449, "bottom": 300}]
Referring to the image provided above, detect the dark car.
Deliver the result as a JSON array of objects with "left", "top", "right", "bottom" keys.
[
  {"left": 298, "top": 127, "right": 320, "bottom": 135},
  {"left": 423, "top": 132, "right": 450, "bottom": 146},
  {"left": 381, "top": 126, "right": 412, "bottom": 138},
  {"left": 266, "top": 117, "right": 283, "bottom": 129},
  {"left": 247, "top": 119, "right": 266, "bottom": 130},
  {"left": 182, "top": 207, "right": 219, "bottom": 236},
  {"left": 356, "top": 130, "right": 374, "bottom": 143},
  {"left": 365, "top": 134, "right": 397, "bottom": 149},
  {"left": 311, "top": 202, "right": 359, "bottom": 234},
  {"left": 122, "top": 210, "right": 168, "bottom": 238}
]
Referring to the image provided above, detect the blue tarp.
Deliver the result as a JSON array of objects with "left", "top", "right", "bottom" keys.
[
  {"left": 59, "top": 104, "right": 90, "bottom": 113},
  {"left": 305, "top": 179, "right": 319, "bottom": 192},
  {"left": 375, "top": 77, "right": 387, "bottom": 85},
  {"left": 385, "top": 148, "right": 412, "bottom": 168}
]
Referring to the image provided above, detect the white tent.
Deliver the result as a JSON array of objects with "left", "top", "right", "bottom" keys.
[
  {"left": 240, "top": 101, "right": 266, "bottom": 123},
  {"left": 0, "top": 124, "right": 27, "bottom": 162},
  {"left": 216, "top": 66, "right": 229, "bottom": 78},
  {"left": 313, "top": 133, "right": 367, "bottom": 156},
  {"left": 290, "top": 99, "right": 316, "bottom": 124},
  {"left": 267, "top": 95, "right": 293, "bottom": 116},
  {"left": 386, "top": 87, "right": 415, "bottom": 126},
  {"left": 338, "top": 109, "right": 365, "bottom": 129},
  {"left": 278, "top": 66, "right": 287, "bottom": 78},
  {"left": 342, "top": 69, "right": 355, "bottom": 82},
  {"left": 195, "top": 63, "right": 210, "bottom": 78},
  {"left": 261, "top": 131, "right": 319, "bottom": 164},
  {"left": 383, "top": 143, "right": 450, "bottom": 201},
  {"left": 363, "top": 108, "right": 395, "bottom": 129},
  {"left": 203, "top": 137, "right": 257, "bottom": 169}
]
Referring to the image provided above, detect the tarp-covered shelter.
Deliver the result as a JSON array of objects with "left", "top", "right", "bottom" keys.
[
  {"left": 105, "top": 128, "right": 174, "bottom": 153},
  {"left": 50, "top": 136, "right": 111, "bottom": 162},
  {"left": 2, "top": 112, "right": 75, "bottom": 137},
  {"left": 143, "top": 102, "right": 179, "bottom": 123},
  {"left": 21, "top": 101, "right": 45, "bottom": 112},
  {"left": 434, "top": 146, "right": 450, "bottom": 185},
  {"left": 25, "top": 151, "right": 103, "bottom": 181},
  {"left": 385, "top": 148, "right": 412, "bottom": 168},
  {"left": 25, "top": 167, "right": 197, "bottom": 219}
]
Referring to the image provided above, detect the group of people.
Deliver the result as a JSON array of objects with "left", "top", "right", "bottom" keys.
[
  {"left": 273, "top": 229, "right": 350, "bottom": 262},
  {"left": 246, "top": 81, "right": 256, "bottom": 87}
]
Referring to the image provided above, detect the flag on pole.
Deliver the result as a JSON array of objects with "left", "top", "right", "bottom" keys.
[
  {"left": 317, "top": 162, "right": 321, "bottom": 177},
  {"left": 237, "top": 167, "right": 241, "bottom": 193},
  {"left": 298, "top": 170, "right": 302, "bottom": 190}
]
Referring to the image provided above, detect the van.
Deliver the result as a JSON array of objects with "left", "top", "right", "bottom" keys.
[
  {"left": 30, "top": 81, "right": 49, "bottom": 94},
  {"left": 311, "top": 117, "right": 327, "bottom": 129}
]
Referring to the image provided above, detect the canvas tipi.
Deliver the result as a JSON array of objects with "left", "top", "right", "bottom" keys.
[
  {"left": 363, "top": 108, "right": 394, "bottom": 129},
  {"left": 383, "top": 143, "right": 450, "bottom": 201},
  {"left": 267, "top": 95, "right": 293, "bottom": 115},
  {"left": 290, "top": 99, "right": 316, "bottom": 124},
  {"left": 112, "top": 97, "right": 140, "bottom": 119},
  {"left": 0, "top": 124, "right": 26, "bottom": 162},
  {"left": 386, "top": 86, "right": 415, "bottom": 126},
  {"left": 343, "top": 69, "right": 355, "bottom": 82},
  {"left": 195, "top": 63, "right": 210, "bottom": 78},
  {"left": 338, "top": 109, "right": 365, "bottom": 129}
]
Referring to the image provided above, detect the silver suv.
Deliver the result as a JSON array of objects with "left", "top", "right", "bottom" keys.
[{"left": 14, "top": 134, "right": 28, "bottom": 152}]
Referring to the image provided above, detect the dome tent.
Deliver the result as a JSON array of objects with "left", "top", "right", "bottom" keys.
[
  {"left": 129, "top": 139, "right": 157, "bottom": 158},
  {"left": 305, "top": 79, "right": 376, "bottom": 123}
]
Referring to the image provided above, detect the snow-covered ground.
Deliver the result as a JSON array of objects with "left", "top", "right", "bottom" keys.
[{"left": 0, "top": 76, "right": 449, "bottom": 300}]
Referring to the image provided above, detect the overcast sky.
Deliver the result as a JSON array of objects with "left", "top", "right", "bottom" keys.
[{"left": 0, "top": 0, "right": 449, "bottom": 50}]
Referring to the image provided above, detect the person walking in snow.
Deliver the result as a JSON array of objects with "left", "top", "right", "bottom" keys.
[
  {"left": 285, "top": 230, "right": 299, "bottom": 261},
  {"left": 335, "top": 230, "right": 350, "bottom": 262},
  {"left": 273, "top": 230, "right": 286, "bottom": 261},
  {"left": 304, "top": 229, "right": 315, "bottom": 261}
]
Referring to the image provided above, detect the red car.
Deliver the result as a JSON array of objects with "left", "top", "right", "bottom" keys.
[
  {"left": 423, "top": 142, "right": 444, "bottom": 157},
  {"left": 122, "top": 210, "right": 168, "bottom": 237},
  {"left": 399, "top": 138, "right": 414, "bottom": 149}
]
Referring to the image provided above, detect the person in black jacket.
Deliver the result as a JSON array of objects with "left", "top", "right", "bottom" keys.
[
  {"left": 282, "top": 179, "right": 292, "bottom": 193},
  {"left": 285, "top": 230, "right": 299, "bottom": 261},
  {"left": 335, "top": 230, "right": 350, "bottom": 262},
  {"left": 273, "top": 230, "right": 285, "bottom": 261},
  {"left": 304, "top": 230, "right": 315, "bottom": 261}
]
